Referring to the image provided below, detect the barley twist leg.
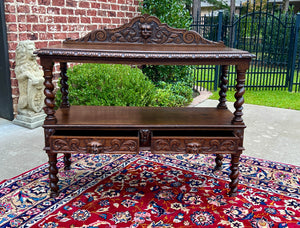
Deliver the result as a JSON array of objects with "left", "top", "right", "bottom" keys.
[
  {"left": 64, "top": 153, "right": 71, "bottom": 170},
  {"left": 214, "top": 154, "right": 223, "bottom": 170},
  {"left": 48, "top": 153, "right": 59, "bottom": 197},
  {"left": 229, "top": 153, "right": 241, "bottom": 197}
]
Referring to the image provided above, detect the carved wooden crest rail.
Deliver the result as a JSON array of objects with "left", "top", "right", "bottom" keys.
[
  {"left": 64, "top": 14, "right": 223, "bottom": 46},
  {"left": 36, "top": 14, "right": 254, "bottom": 198}
]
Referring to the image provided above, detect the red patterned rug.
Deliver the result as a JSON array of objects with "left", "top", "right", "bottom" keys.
[{"left": 1, "top": 152, "right": 300, "bottom": 227}]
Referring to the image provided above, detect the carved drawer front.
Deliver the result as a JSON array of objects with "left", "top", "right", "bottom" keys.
[
  {"left": 50, "top": 130, "right": 139, "bottom": 154},
  {"left": 151, "top": 130, "right": 239, "bottom": 154}
]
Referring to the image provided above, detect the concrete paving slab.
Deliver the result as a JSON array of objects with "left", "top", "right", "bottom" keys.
[
  {"left": 196, "top": 100, "right": 300, "bottom": 166},
  {"left": 0, "top": 118, "right": 45, "bottom": 181}
]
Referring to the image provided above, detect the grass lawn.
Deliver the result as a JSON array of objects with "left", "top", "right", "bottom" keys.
[{"left": 210, "top": 90, "right": 300, "bottom": 110}]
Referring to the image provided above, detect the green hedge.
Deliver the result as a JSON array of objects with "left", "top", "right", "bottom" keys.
[
  {"left": 151, "top": 81, "right": 193, "bottom": 107},
  {"left": 56, "top": 64, "right": 155, "bottom": 107},
  {"left": 56, "top": 64, "right": 193, "bottom": 108}
]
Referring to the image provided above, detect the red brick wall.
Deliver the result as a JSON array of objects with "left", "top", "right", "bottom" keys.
[{"left": 4, "top": 0, "right": 140, "bottom": 115}]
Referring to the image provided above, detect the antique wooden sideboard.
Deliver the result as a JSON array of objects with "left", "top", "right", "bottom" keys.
[{"left": 36, "top": 15, "right": 254, "bottom": 198}]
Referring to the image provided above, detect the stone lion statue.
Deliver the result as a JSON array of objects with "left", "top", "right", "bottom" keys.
[{"left": 15, "top": 40, "right": 44, "bottom": 116}]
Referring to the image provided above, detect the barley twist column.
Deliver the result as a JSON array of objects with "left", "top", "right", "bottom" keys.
[
  {"left": 59, "top": 62, "right": 71, "bottom": 170},
  {"left": 60, "top": 62, "right": 70, "bottom": 109},
  {"left": 229, "top": 153, "right": 241, "bottom": 197},
  {"left": 42, "top": 60, "right": 56, "bottom": 125},
  {"left": 41, "top": 59, "right": 59, "bottom": 197},
  {"left": 229, "top": 63, "right": 249, "bottom": 197},
  {"left": 217, "top": 65, "right": 229, "bottom": 109},
  {"left": 64, "top": 154, "right": 71, "bottom": 170},
  {"left": 214, "top": 154, "right": 223, "bottom": 170},
  {"left": 215, "top": 65, "right": 229, "bottom": 171},
  {"left": 215, "top": 65, "right": 229, "bottom": 170},
  {"left": 232, "top": 64, "right": 247, "bottom": 125}
]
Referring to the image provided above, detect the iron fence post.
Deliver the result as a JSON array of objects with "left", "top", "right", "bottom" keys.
[
  {"left": 217, "top": 10, "right": 223, "bottom": 41},
  {"left": 214, "top": 11, "right": 223, "bottom": 91},
  {"left": 288, "top": 13, "right": 300, "bottom": 92},
  {"left": 0, "top": 1, "right": 14, "bottom": 120}
]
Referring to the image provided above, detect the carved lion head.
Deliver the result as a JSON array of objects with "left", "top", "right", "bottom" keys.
[{"left": 16, "top": 40, "right": 37, "bottom": 64}]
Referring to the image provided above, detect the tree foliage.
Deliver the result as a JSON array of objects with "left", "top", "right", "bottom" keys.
[
  {"left": 139, "top": 0, "right": 192, "bottom": 29},
  {"left": 139, "top": 0, "right": 193, "bottom": 88}
]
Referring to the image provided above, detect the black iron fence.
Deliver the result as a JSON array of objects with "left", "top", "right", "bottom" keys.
[{"left": 191, "top": 0, "right": 300, "bottom": 92}]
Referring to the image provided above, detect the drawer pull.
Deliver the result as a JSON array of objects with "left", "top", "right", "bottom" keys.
[
  {"left": 87, "top": 141, "right": 104, "bottom": 154},
  {"left": 186, "top": 142, "right": 202, "bottom": 154}
]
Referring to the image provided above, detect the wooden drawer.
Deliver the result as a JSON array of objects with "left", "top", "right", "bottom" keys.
[
  {"left": 151, "top": 130, "right": 239, "bottom": 154},
  {"left": 50, "top": 130, "right": 139, "bottom": 154}
]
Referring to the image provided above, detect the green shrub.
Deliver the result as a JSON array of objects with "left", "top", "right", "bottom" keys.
[
  {"left": 141, "top": 65, "right": 193, "bottom": 85},
  {"left": 151, "top": 81, "right": 193, "bottom": 107},
  {"left": 56, "top": 63, "right": 194, "bottom": 108},
  {"left": 139, "top": 0, "right": 192, "bottom": 29},
  {"left": 56, "top": 64, "right": 156, "bottom": 107}
]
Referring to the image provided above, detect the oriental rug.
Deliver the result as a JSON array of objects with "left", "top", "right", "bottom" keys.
[{"left": 1, "top": 152, "right": 300, "bottom": 228}]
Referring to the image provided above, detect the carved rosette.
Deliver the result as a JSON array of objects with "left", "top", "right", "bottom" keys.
[
  {"left": 64, "top": 14, "right": 224, "bottom": 46},
  {"left": 50, "top": 137, "right": 138, "bottom": 154},
  {"left": 152, "top": 138, "right": 237, "bottom": 153}
]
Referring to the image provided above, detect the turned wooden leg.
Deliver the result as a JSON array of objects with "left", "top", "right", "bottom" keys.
[
  {"left": 232, "top": 64, "right": 248, "bottom": 125},
  {"left": 214, "top": 154, "right": 223, "bottom": 170},
  {"left": 48, "top": 152, "right": 59, "bottom": 197},
  {"left": 42, "top": 59, "right": 56, "bottom": 125},
  {"left": 60, "top": 62, "right": 70, "bottom": 109},
  {"left": 64, "top": 153, "right": 71, "bottom": 170},
  {"left": 217, "top": 65, "right": 229, "bottom": 109},
  {"left": 229, "top": 153, "right": 241, "bottom": 197}
]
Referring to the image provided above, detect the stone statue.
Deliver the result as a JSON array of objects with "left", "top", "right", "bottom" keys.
[{"left": 13, "top": 40, "right": 45, "bottom": 128}]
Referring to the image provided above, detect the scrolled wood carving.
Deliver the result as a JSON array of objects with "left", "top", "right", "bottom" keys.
[
  {"left": 64, "top": 14, "right": 223, "bottom": 46},
  {"left": 50, "top": 137, "right": 138, "bottom": 153},
  {"left": 153, "top": 139, "right": 186, "bottom": 152},
  {"left": 52, "top": 138, "right": 82, "bottom": 152},
  {"left": 119, "top": 140, "right": 138, "bottom": 152},
  {"left": 152, "top": 138, "right": 237, "bottom": 153},
  {"left": 220, "top": 140, "right": 236, "bottom": 151},
  {"left": 106, "top": 138, "right": 138, "bottom": 152},
  {"left": 153, "top": 139, "right": 172, "bottom": 151}
]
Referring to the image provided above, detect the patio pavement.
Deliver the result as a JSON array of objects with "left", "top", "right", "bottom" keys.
[{"left": 0, "top": 99, "right": 299, "bottom": 182}]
